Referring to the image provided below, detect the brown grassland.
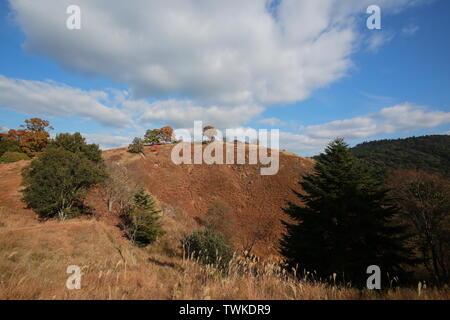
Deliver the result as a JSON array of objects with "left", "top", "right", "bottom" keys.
[{"left": 0, "top": 147, "right": 448, "bottom": 300}]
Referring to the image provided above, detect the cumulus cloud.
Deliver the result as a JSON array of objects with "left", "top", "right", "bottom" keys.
[
  {"left": 9, "top": 0, "right": 423, "bottom": 107},
  {"left": 284, "top": 104, "right": 450, "bottom": 155},
  {"left": 82, "top": 133, "right": 131, "bottom": 150},
  {"left": 125, "top": 99, "right": 263, "bottom": 129},
  {"left": 259, "top": 117, "right": 285, "bottom": 127},
  {"left": 305, "top": 104, "right": 450, "bottom": 139},
  {"left": 0, "top": 75, "right": 132, "bottom": 128}
]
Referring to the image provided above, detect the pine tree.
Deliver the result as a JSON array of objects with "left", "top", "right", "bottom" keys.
[
  {"left": 121, "top": 189, "right": 165, "bottom": 247},
  {"left": 280, "top": 138, "right": 412, "bottom": 286}
]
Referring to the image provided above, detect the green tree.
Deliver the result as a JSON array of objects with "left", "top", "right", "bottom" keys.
[
  {"left": 21, "top": 147, "right": 106, "bottom": 220},
  {"left": 121, "top": 189, "right": 164, "bottom": 247},
  {"left": 49, "top": 132, "right": 103, "bottom": 163},
  {"left": 128, "top": 137, "right": 144, "bottom": 154},
  {"left": 143, "top": 129, "right": 160, "bottom": 145},
  {"left": 280, "top": 138, "right": 412, "bottom": 286}
]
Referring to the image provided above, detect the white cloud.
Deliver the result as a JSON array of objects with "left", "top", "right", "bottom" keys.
[
  {"left": 82, "top": 133, "right": 131, "bottom": 150},
  {"left": 402, "top": 25, "right": 420, "bottom": 36},
  {"left": 9, "top": 0, "right": 423, "bottom": 106},
  {"left": 305, "top": 104, "right": 450, "bottom": 139},
  {"left": 281, "top": 104, "right": 450, "bottom": 155},
  {"left": 366, "top": 32, "right": 395, "bottom": 53},
  {"left": 0, "top": 75, "right": 132, "bottom": 128},
  {"left": 0, "top": 126, "right": 9, "bottom": 133},
  {"left": 126, "top": 99, "right": 263, "bottom": 129},
  {"left": 259, "top": 117, "right": 285, "bottom": 127}
]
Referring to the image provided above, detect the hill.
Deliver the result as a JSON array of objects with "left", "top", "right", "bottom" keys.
[
  {"left": 351, "top": 135, "right": 450, "bottom": 177},
  {"left": 1, "top": 144, "right": 449, "bottom": 299}
]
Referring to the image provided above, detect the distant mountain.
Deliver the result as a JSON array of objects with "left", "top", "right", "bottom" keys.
[{"left": 351, "top": 135, "right": 450, "bottom": 178}]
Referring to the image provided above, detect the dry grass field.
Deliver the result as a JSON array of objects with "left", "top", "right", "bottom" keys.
[{"left": 0, "top": 147, "right": 448, "bottom": 300}]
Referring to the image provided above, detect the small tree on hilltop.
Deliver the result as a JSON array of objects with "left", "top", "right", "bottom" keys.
[
  {"left": 120, "top": 189, "right": 165, "bottom": 247},
  {"left": 7, "top": 118, "right": 53, "bottom": 157},
  {"left": 280, "top": 138, "right": 412, "bottom": 286},
  {"left": 143, "top": 129, "right": 160, "bottom": 145},
  {"left": 158, "top": 126, "right": 175, "bottom": 143},
  {"left": 128, "top": 137, "right": 144, "bottom": 154}
]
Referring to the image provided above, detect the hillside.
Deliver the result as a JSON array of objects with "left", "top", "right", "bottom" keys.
[
  {"left": 351, "top": 135, "right": 450, "bottom": 177},
  {"left": 1, "top": 144, "right": 449, "bottom": 299},
  {"left": 100, "top": 143, "right": 315, "bottom": 256}
]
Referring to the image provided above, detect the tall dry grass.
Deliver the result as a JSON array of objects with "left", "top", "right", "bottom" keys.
[{"left": 0, "top": 208, "right": 448, "bottom": 300}]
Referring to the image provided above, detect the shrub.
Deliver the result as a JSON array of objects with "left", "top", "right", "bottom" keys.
[
  {"left": 21, "top": 138, "right": 107, "bottom": 220},
  {"left": 0, "top": 151, "right": 30, "bottom": 163},
  {"left": 120, "top": 189, "right": 165, "bottom": 247},
  {"left": 183, "top": 229, "right": 234, "bottom": 268},
  {"left": 128, "top": 137, "right": 144, "bottom": 154},
  {"left": 0, "top": 139, "right": 22, "bottom": 155}
]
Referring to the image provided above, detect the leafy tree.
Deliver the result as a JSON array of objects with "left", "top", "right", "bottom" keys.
[
  {"left": 128, "top": 137, "right": 144, "bottom": 154},
  {"left": 389, "top": 170, "right": 450, "bottom": 284},
  {"left": 281, "top": 138, "right": 412, "bottom": 286},
  {"left": 102, "top": 162, "right": 138, "bottom": 213},
  {"left": 0, "top": 151, "right": 30, "bottom": 163},
  {"left": 158, "top": 126, "right": 174, "bottom": 143},
  {"left": 183, "top": 229, "right": 234, "bottom": 268},
  {"left": 21, "top": 147, "right": 106, "bottom": 220},
  {"left": 120, "top": 189, "right": 164, "bottom": 247},
  {"left": 143, "top": 129, "right": 160, "bottom": 145},
  {"left": 49, "top": 132, "right": 103, "bottom": 163},
  {"left": 6, "top": 118, "right": 53, "bottom": 157}
]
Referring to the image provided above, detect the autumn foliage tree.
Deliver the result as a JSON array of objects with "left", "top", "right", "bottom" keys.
[
  {"left": 158, "top": 126, "right": 174, "bottom": 143},
  {"left": 389, "top": 170, "right": 450, "bottom": 284},
  {"left": 7, "top": 118, "right": 53, "bottom": 157}
]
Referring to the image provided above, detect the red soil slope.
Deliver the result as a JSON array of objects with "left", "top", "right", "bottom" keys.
[{"left": 101, "top": 143, "right": 315, "bottom": 255}]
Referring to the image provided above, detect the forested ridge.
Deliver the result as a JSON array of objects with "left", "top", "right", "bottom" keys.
[{"left": 351, "top": 135, "right": 450, "bottom": 177}]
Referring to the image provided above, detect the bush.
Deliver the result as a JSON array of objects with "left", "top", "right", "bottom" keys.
[
  {"left": 0, "top": 139, "right": 22, "bottom": 155},
  {"left": 128, "top": 137, "right": 144, "bottom": 154},
  {"left": 120, "top": 189, "right": 165, "bottom": 247},
  {"left": 183, "top": 229, "right": 234, "bottom": 268},
  {"left": 0, "top": 151, "right": 30, "bottom": 163},
  {"left": 21, "top": 140, "right": 106, "bottom": 220}
]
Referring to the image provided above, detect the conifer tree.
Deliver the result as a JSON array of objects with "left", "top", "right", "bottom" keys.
[
  {"left": 121, "top": 189, "right": 165, "bottom": 247},
  {"left": 280, "top": 138, "right": 412, "bottom": 286}
]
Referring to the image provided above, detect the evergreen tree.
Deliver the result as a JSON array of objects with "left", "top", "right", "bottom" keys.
[
  {"left": 280, "top": 138, "right": 412, "bottom": 286},
  {"left": 121, "top": 189, "right": 165, "bottom": 247}
]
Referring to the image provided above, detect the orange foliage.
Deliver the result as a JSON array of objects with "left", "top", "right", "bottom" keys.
[
  {"left": 7, "top": 118, "right": 53, "bottom": 157},
  {"left": 158, "top": 126, "right": 174, "bottom": 143}
]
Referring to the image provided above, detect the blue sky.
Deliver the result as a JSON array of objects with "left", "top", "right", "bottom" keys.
[{"left": 1, "top": 0, "right": 449, "bottom": 155}]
